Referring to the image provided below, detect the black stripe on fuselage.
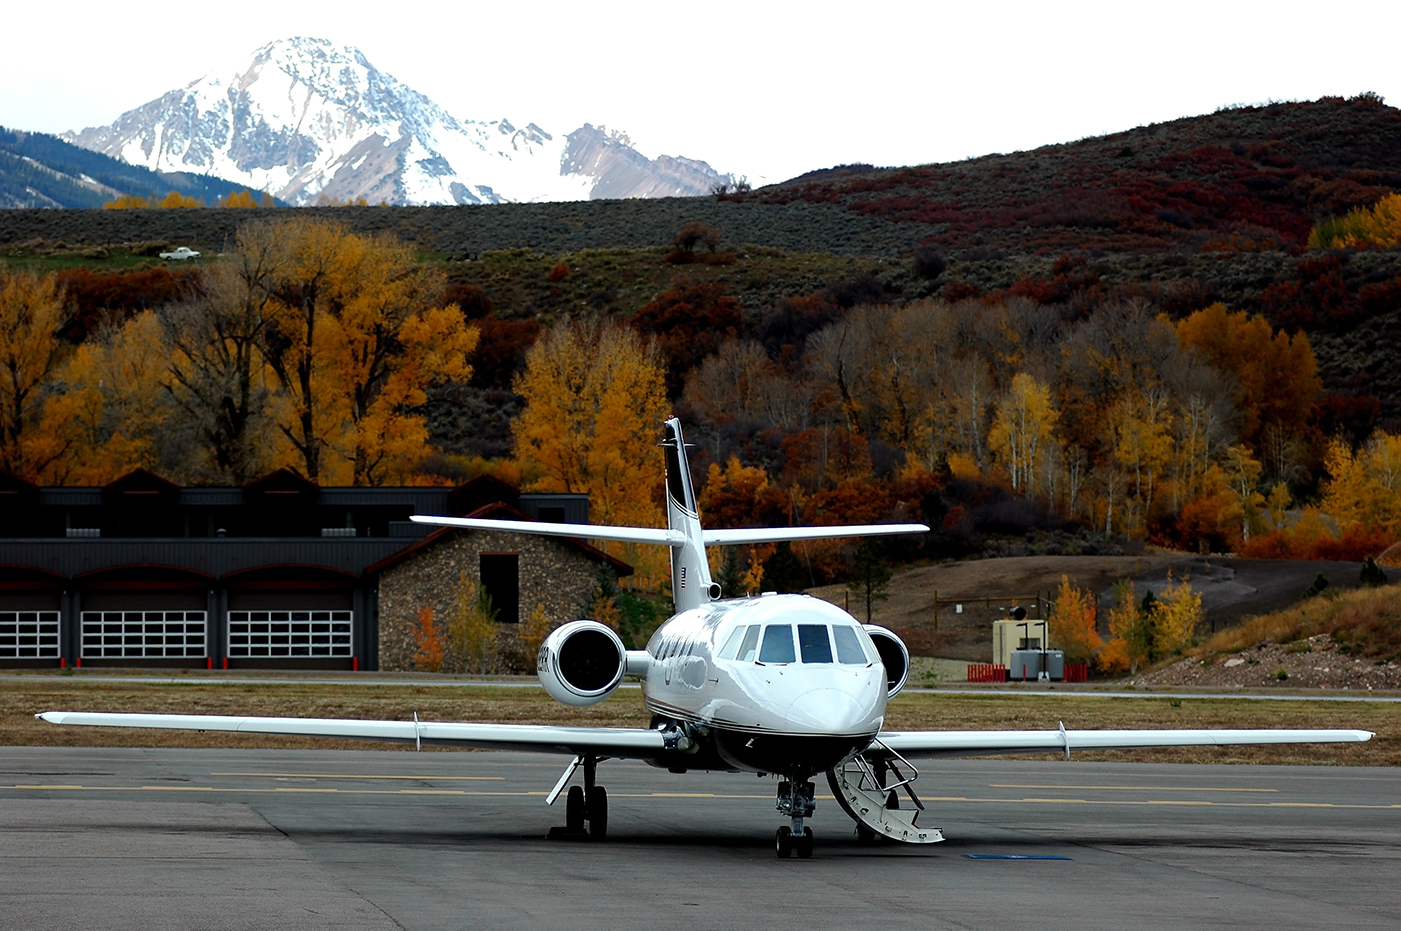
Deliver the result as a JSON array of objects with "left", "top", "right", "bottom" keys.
[{"left": 646, "top": 697, "right": 875, "bottom": 775}]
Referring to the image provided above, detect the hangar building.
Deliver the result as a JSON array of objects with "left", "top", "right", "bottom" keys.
[{"left": 0, "top": 468, "right": 627, "bottom": 671}]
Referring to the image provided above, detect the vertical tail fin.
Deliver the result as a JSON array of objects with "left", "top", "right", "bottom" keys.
[{"left": 663, "top": 418, "right": 716, "bottom": 612}]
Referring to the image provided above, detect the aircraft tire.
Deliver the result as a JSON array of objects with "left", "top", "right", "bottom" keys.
[
  {"left": 775, "top": 826, "right": 793, "bottom": 858},
  {"left": 587, "top": 786, "right": 608, "bottom": 841},
  {"left": 566, "top": 785, "right": 585, "bottom": 832},
  {"left": 796, "top": 828, "right": 814, "bottom": 859}
]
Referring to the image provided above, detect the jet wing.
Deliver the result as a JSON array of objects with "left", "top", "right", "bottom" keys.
[
  {"left": 703, "top": 523, "right": 930, "bottom": 545},
  {"left": 873, "top": 727, "right": 1374, "bottom": 759},
  {"left": 37, "top": 712, "right": 668, "bottom": 759}
]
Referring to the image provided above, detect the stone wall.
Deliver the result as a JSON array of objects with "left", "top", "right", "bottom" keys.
[{"left": 376, "top": 529, "right": 605, "bottom": 672}]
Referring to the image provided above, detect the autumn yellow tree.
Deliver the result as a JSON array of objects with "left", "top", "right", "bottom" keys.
[
  {"left": 989, "top": 372, "right": 1059, "bottom": 496},
  {"left": 512, "top": 319, "right": 668, "bottom": 527},
  {"left": 319, "top": 237, "right": 477, "bottom": 485},
  {"left": 1321, "top": 432, "right": 1401, "bottom": 536},
  {"left": 253, "top": 218, "right": 474, "bottom": 483},
  {"left": 1309, "top": 192, "right": 1401, "bottom": 249},
  {"left": 221, "top": 189, "right": 260, "bottom": 208},
  {"left": 448, "top": 573, "right": 499, "bottom": 674},
  {"left": 1151, "top": 574, "right": 1202, "bottom": 657},
  {"left": 157, "top": 190, "right": 202, "bottom": 209},
  {"left": 0, "top": 271, "right": 69, "bottom": 477},
  {"left": 1051, "top": 575, "right": 1102, "bottom": 665},
  {"left": 1221, "top": 444, "right": 1267, "bottom": 543},
  {"left": 37, "top": 312, "right": 173, "bottom": 484},
  {"left": 102, "top": 195, "right": 149, "bottom": 209}
]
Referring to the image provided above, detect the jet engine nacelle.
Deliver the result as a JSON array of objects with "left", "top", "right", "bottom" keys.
[
  {"left": 862, "top": 625, "right": 910, "bottom": 698},
  {"left": 537, "top": 620, "right": 627, "bottom": 706}
]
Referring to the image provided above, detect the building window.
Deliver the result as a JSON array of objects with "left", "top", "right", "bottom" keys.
[
  {"left": 0, "top": 611, "right": 59, "bottom": 658},
  {"left": 81, "top": 611, "right": 206, "bottom": 658},
  {"left": 227, "top": 610, "right": 353, "bottom": 657},
  {"left": 479, "top": 553, "right": 519, "bottom": 624}
]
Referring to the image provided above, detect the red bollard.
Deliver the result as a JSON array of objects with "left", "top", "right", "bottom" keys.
[
  {"left": 352, "top": 656, "right": 359, "bottom": 671},
  {"left": 222, "top": 657, "right": 229, "bottom": 670},
  {"left": 75, "top": 657, "right": 82, "bottom": 668},
  {"left": 59, "top": 657, "right": 66, "bottom": 669},
  {"left": 206, "top": 657, "right": 213, "bottom": 670}
]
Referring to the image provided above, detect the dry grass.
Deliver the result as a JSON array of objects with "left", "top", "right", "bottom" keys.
[
  {"left": 5, "top": 676, "right": 1395, "bottom": 766},
  {"left": 1193, "top": 582, "right": 1401, "bottom": 661}
]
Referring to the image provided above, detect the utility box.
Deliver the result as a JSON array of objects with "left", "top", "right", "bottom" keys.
[
  {"left": 1008, "top": 649, "right": 1065, "bottom": 681},
  {"left": 993, "top": 618, "right": 1047, "bottom": 667}
]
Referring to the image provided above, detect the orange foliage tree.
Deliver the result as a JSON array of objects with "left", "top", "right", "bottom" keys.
[
  {"left": 1051, "top": 575, "right": 1102, "bottom": 665},
  {"left": 1175, "top": 303, "right": 1320, "bottom": 454}
]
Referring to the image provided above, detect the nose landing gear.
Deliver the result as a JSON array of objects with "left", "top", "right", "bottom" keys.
[{"left": 775, "top": 779, "right": 816, "bottom": 859}]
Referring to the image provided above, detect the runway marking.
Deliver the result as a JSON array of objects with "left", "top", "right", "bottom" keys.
[
  {"left": 6, "top": 785, "right": 1401, "bottom": 810},
  {"left": 211, "top": 772, "right": 505, "bottom": 781},
  {"left": 991, "top": 784, "right": 1278, "bottom": 793}
]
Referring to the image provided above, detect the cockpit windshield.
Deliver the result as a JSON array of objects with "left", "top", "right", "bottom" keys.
[
  {"left": 718, "top": 618, "right": 873, "bottom": 666},
  {"left": 758, "top": 624, "right": 796, "bottom": 663},
  {"left": 832, "top": 625, "right": 871, "bottom": 664},
  {"left": 797, "top": 624, "right": 832, "bottom": 663}
]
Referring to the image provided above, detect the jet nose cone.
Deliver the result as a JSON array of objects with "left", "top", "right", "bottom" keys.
[{"left": 785, "top": 689, "right": 876, "bottom": 735}]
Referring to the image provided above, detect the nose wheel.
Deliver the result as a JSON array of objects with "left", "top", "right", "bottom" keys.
[{"left": 775, "top": 779, "right": 816, "bottom": 858}]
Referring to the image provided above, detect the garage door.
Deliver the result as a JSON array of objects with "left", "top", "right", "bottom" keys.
[
  {"left": 0, "top": 611, "right": 59, "bottom": 659},
  {"left": 80, "top": 611, "right": 207, "bottom": 658},
  {"left": 227, "top": 610, "right": 353, "bottom": 658}
]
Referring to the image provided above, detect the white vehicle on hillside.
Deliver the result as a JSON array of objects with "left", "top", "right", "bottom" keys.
[{"left": 158, "top": 246, "right": 200, "bottom": 260}]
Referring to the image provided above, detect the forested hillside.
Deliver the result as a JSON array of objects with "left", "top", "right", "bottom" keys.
[
  {"left": 0, "top": 127, "right": 274, "bottom": 209},
  {"left": 1, "top": 97, "right": 1400, "bottom": 590}
]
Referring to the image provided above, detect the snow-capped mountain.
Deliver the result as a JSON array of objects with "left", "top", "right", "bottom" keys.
[{"left": 64, "top": 38, "right": 735, "bottom": 206}]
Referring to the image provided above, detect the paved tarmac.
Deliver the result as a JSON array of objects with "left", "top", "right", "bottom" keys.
[{"left": 2, "top": 747, "right": 1398, "bottom": 929}]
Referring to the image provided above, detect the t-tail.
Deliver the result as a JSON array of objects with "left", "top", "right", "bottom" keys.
[
  {"left": 411, "top": 418, "right": 932, "bottom": 614},
  {"left": 662, "top": 418, "right": 717, "bottom": 613}
]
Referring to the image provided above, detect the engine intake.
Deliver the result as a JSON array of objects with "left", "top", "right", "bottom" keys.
[
  {"left": 538, "top": 620, "right": 627, "bottom": 706},
  {"left": 862, "top": 625, "right": 910, "bottom": 697}
]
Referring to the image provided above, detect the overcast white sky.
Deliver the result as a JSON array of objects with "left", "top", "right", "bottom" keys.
[{"left": 4, "top": 1, "right": 1398, "bottom": 185}]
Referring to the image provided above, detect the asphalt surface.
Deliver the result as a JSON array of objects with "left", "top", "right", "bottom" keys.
[{"left": 2, "top": 748, "right": 1398, "bottom": 928}]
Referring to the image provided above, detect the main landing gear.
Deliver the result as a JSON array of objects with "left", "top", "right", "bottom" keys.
[
  {"left": 549, "top": 755, "right": 608, "bottom": 841},
  {"left": 775, "top": 778, "right": 816, "bottom": 859}
]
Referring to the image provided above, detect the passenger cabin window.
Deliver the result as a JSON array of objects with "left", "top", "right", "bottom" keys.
[
  {"left": 797, "top": 625, "right": 833, "bottom": 663},
  {"left": 758, "top": 624, "right": 796, "bottom": 664},
  {"left": 833, "top": 626, "right": 870, "bottom": 664},
  {"left": 736, "top": 625, "right": 761, "bottom": 662}
]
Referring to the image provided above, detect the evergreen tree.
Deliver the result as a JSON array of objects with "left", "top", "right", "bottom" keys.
[{"left": 847, "top": 539, "right": 893, "bottom": 623}]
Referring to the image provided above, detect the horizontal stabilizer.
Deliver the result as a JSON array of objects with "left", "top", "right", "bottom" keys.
[
  {"left": 411, "top": 515, "right": 683, "bottom": 546},
  {"left": 875, "top": 727, "right": 1374, "bottom": 759},
  {"left": 703, "top": 523, "right": 930, "bottom": 546}
]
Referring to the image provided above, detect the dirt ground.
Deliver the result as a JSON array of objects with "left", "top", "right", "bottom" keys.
[
  {"left": 808, "top": 554, "right": 1396, "bottom": 664},
  {"left": 1137, "top": 634, "right": 1401, "bottom": 691}
]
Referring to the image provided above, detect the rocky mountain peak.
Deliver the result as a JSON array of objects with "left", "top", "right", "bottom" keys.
[{"left": 64, "top": 38, "right": 734, "bottom": 206}]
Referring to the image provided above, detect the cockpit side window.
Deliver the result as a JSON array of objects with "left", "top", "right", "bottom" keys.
[
  {"left": 833, "top": 625, "right": 870, "bottom": 664},
  {"left": 758, "top": 624, "right": 796, "bottom": 664},
  {"left": 797, "top": 625, "right": 833, "bottom": 663},
  {"left": 736, "top": 625, "right": 761, "bottom": 662},
  {"left": 718, "top": 626, "right": 746, "bottom": 660}
]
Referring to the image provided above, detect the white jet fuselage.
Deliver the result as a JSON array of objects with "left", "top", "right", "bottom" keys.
[{"left": 640, "top": 594, "right": 888, "bottom": 775}]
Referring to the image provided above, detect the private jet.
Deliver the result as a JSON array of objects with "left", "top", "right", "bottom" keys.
[{"left": 40, "top": 418, "right": 1372, "bottom": 858}]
